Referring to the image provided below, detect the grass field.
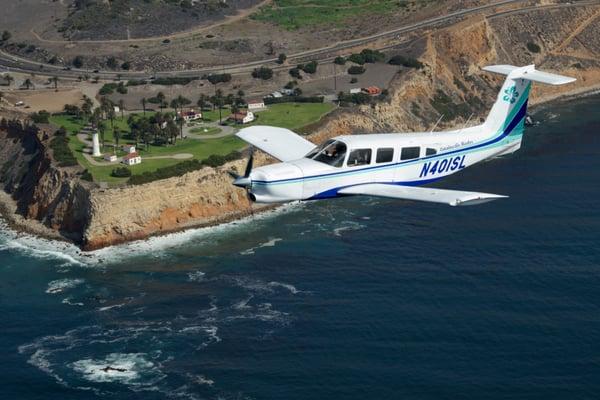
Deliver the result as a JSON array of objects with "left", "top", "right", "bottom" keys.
[
  {"left": 251, "top": 0, "right": 416, "bottom": 30},
  {"left": 251, "top": 103, "right": 335, "bottom": 130},
  {"left": 47, "top": 102, "right": 333, "bottom": 184}
]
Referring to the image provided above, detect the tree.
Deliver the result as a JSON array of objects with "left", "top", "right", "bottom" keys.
[
  {"left": 113, "top": 128, "right": 121, "bottom": 148},
  {"left": 1, "top": 31, "right": 11, "bottom": 42},
  {"left": 252, "top": 67, "right": 273, "bottom": 80},
  {"left": 141, "top": 97, "right": 147, "bottom": 115},
  {"left": 235, "top": 89, "right": 245, "bottom": 106},
  {"left": 50, "top": 76, "right": 59, "bottom": 91},
  {"left": 301, "top": 60, "right": 318, "bottom": 74},
  {"left": 212, "top": 89, "right": 224, "bottom": 124},
  {"left": 106, "top": 56, "right": 118, "bottom": 69},
  {"left": 277, "top": 53, "right": 287, "bottom": 64},
  {"left": 177, "top": 115, "right": 184, "bottom": 140},
  {"left": 4, "top": 74, "right": 14, "bottom": 87},
  {"left": 121, "top": 61, "right": 131, "bottom": 70},
  {"left": 334, "top": 56, "right": 346, "bottom": 65},
  {"left": 98, "top": 123, "right": 106, "bottom": 148},
  {"left": 231, "top": 103, "right": 240, "bottom": 115},
  {"left": 177, "top": 95, "right": 191, "bottom": 110},
  {"left": 72, "top": 56, "right": 84, "bottom": 68},
  {"left": 156, "top": 92, "right": 166, "bottom": 111},
  {"left": 348, "top": 66, "right": 366, "bottom": 75},
  {"left": 81, "top": 95, "right": 93, "bottom": 117},
  {"left": 118, "top": 99, "right": 125, "bottom": 119},
  {"left": 23, "top": 78, "right": 33, "bottom": 90},
  {"left": 197, "top": 94, "right": 208, "bottom": 111}
]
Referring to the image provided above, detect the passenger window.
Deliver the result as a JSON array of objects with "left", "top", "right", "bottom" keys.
[
  {"left": 401, "top": 147, "right": 420, "bottom": 160},
  {"left": 426, "top": 148, "right": 437, "bottom": 156},
  {"left": 347, "top": 149, "right": 372, "bottom": 167},
  {"left": 376, "top": 148, "right": 394, "bottom": 163}
]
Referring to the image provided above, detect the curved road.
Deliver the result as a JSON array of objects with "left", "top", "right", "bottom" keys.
[{"left": 0, "top": 0, "right": 597, "bottom": 81}]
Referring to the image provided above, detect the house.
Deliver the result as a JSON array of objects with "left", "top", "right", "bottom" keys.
[
  {"left": 122, "top": 145, "right": 136, "bottom": 154},
  {"left": 270, "top": 91, "right": 283, "bottom": 98},
  {"left": 104, "top": 154, "right": 117, "bottom": 162},
  {"left": 122, "top": 152, "right": 141, "bottom": 166},
  {"left": 113, "top": 106, "right": 120, "bottom": 113},
  {"left": 179, "top": 109, "right": 202, "bottom": 122},
  {"left": 362, "top": 86, "right": 382, "bottom": 96},
  {"left": 247, "top": 100, "right": 266, "bottom": 111},
  {"left": 229, "top": 110, "right": 255, "bottom": 125},
  {"left": 349, "top": 88, "right": 362, "bottom": 94}
]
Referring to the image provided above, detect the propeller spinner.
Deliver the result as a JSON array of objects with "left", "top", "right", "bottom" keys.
[{"left": 228, "top": 147, "right": 254, "bottom": 189}]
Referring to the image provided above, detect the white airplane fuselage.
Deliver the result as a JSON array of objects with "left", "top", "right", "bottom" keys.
[{"left": 247, "top": 123, "right": 523, "bottom": 203}]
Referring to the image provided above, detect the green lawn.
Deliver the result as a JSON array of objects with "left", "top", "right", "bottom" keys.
[
  {"left": 46, "top": 103, "right": 332, "bottom": 185},
  {"left": 251, "top": 102, "right": 335, "bottom": 130},
  {"left": 200, "top": 109, "right": 232, "bottom": 123},
  {"left": 251, "top": 0, "right": 426, "bottom": 30}
]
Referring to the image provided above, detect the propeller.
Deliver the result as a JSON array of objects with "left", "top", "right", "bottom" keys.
[{"left": 228, "top": 147, "right": 254, "bottom": 189}]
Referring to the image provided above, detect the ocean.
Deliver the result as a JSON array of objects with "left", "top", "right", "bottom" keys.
[{"left": 1, "top": 94, "right": 600, "bottom": 400}]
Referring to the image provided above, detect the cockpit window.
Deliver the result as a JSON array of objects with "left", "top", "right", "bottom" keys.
[
  {"left": 306, "top": 140, "right": 347, "bottom": 167},
  {"left": 347, "top": 149, "right": 372, "bottom": 167}
]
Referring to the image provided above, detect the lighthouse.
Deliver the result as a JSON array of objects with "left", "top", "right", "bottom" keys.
[{"left": 92, "top": 131, "right": 101, "bottom": 157}]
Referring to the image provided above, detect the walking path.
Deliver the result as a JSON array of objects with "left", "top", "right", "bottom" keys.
[{"left": 183, "top": 120, "right": 237, "bottom": 139}]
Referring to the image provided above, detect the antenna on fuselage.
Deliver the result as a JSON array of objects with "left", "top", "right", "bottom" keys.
[
  {"left": 430, "top": 115, "right": 444, "bottom": 133},
  {"left": 457, "top": 113, "right": 474, "bottom": 135}
]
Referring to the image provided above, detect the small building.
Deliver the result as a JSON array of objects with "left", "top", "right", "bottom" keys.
[
  {"left": 349, "top": 88, "right": 362, "bottom": 94},
  {"left": 113, "top": 106, "right": 120, "bottom": 113},
  {"left": 281, "top": 88, "right": 295, "bottom": 96},
  {"left": 104, "top": 154, "right": 117, "bottom": 162},
  {"left": 14, "top": 101, "right": 25, "bottom": 107},
  {"left": 229, "top": 110, "right": 255, "bottom": 125},
  {"left": 122, "top": 152, "right": 141, "bottom": 166},
  {"left": 122, "top": 145, "right": 136, "bottom": 154},
  {"left": 179, "top": 109, "right": 202, "bottom": 122},
  {"left": 270, "top": 91, "right": 283, "bottom": 98},
  {"left": 247, "top": 100, "right": 266, "bottom": 111},
  {"left": 362, "top": 86, "right": 382, "bottom": 96}
]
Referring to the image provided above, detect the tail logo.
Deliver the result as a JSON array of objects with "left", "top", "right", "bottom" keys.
[{"left": 503, "top": 86, "right": 519, "bottom": 104}]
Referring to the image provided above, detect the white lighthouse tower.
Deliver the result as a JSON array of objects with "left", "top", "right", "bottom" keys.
[{"left": 92, "top": 131, "right": 101, "bottom": 157}]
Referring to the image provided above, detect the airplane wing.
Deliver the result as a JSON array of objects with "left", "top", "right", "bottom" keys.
[
  {"left": 338, "top": 184, "right": 507, "bottom": 206},
  {"left": 236, "top": 125, "right": 317, "bottom": 162}
]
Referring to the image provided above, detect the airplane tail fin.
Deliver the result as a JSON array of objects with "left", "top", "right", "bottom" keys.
[{"left": 482, "top": 65, "right": 575, "bottom": 148}]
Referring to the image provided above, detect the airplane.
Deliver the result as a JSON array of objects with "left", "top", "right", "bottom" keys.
[{"left": 229, "top": 65, "right": 575, "bottom": 206}]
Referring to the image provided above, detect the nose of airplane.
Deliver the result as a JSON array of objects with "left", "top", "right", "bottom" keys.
[{"left": 247, "top": 163, "right": 304, "bottom": 203}]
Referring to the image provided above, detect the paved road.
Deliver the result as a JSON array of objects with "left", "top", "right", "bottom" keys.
[{"left": 0, "top": 0, "right": 534, "bottom": 81}]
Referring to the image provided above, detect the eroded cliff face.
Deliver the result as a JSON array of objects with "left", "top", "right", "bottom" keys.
[
  {"left": 0, "top": 124, "right": 91, "bottom": 241},
  {"left": 82, "top": 158, "right": 259, "bottom": 250}
]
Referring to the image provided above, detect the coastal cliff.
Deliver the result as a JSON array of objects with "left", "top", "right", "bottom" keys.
[{"left": 1, "top": 3, "right": 599, "bottom": 250}]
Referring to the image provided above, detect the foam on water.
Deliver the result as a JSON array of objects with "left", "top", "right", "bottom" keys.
[
  {"left": 70, "top": 353, "right": 165, "bottom": 386},
  {"left": 0, "top": 202, "right": 305, "bottom": 267},
  {"left": 46, "top": 278, "right": 84, "bottom": 294}
]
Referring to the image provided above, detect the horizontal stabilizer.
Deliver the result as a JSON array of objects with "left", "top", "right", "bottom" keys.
[
  {"left": 483, "top": 64, "right": 576, "bottom": 85},
  {"left": 236, "top": 125, "right": 316, "bottom": 162},
  {"left": 338, "top": 184, "right": 507, "bottom": 206}
]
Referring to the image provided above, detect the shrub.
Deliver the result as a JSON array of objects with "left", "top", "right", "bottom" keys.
[
  {"left": 338, "top": 92, "right": 372, "bottom": 105},
  {"left": 347, "top": 66, "right": 366, "bottom": 75},
  {"left": 206, "top": 73, "right": 231, "bottom": 84},
  {"left": 111, "top": 166, "right": 132, "bottom": 177},
  {"left": 80, "top": 169, "right": 93, "bottom": 181},
  {"left": 360, "top": 49, "right": 385, "bottom": 63},
  {"left": 526, "top": 42, "right": 541, "bottom": 53},
  {"left": 301, "top": 60, "right": 318, "bottom": 74},
  {"left": 334, "top": 56, "right": 346, "bottom": 65},
  {"left": 264, "top": 96, "right": 324, "bottom": 105},
  {"left": 347, "top": 53, "right": 366, "bottom": 65},
  {"left": 128, "top": 151, "right": 242, "bottom": 185},
  {"left": 99, "top": 82, "right": 118, "bottom": 95},
  {"left": 106, "top": 56, "right": 118, "bottom": 69},
  {"left": 251, "top": 67, "right": 273, "bottom": 80},
  {"left": 289, "top": 67, "right": 302, "bottom": 79},
  {"left": 152, "top": 76, "right": 199, "bottom": 85},
  {"left": 121, "top": 61, "right": 131, "bottom": 70},
  {"left": 72, "top": 55, "right": 84, "bottom": 68},
  {"left": 50, "top": 128, "right": 77, "bottom": 167},
  {"left": 430, "top": 90, "right": 470, "bottom": 120},
  {"left": 30, "top": 110, "right": 50, "bottom": 124},
  {"left": 126, "top": 79, "right": 147, "bottom": 86},
  {"left": 277, "top": 53, "right": 287, "bottom": 64},
  {"left": 388, "top": 55, "right": 424, "bottom": 69},
  {"left": 1, "top": 30, "right": 11, "bottom": 42},
  {"left": 350, "top": 77, "right": 358, "bottom": 84}
]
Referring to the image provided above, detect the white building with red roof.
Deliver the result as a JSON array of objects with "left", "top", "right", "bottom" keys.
[{"left": 122, "top": 152, "right": 141, "bottom": 166}]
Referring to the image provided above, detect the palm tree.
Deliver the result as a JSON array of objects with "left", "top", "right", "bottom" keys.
[
  {"left": 156, "top": 92, "right": 166, "bottom": 111},
  {"left": 236, "top": 89, "right": 245, "bottom": 106},
  {"left": 177, "top": 115, "right": 184, "bottom": 140},
  {"left": 170, "top": 98, "right": 180, "bottom": 116},
  {"left": 141, "top": 97, "right": 147, "bottom": 115},
  {"left": 231, "top": 103, "right": 240, "bottom": 115},
  {"left": 107, "top": 108, "right": 116, "bottom": 133},
  {"left": 213, "top": 89, "right": 224, "bottom": 124},
  {"left": 177, "top": 95, "right": 191, "bottom": 111},
  {"left": 4, "top": 74, "right": 14, "bottom": 87},
  {"left": 23, "top": 78, "right": 33, "bottom": 90},
  {"left": 50, "top": 76, "right": 58, "bottom": 91},
  {"left": 118, "top": 99, "right": 125, "bottom": 119},
  {"left": 114, "top": 128, "right": 121, "bottom": 148},
  {"left": 197, "top": 94, "right": 208, "bottom": 112},
  {"left": 98, "top": 123, "right": 106, "bottom": 149}
]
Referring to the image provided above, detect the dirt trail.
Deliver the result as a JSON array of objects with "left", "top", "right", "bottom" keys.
[{"left": 30, "top": 0, "right": 272, "bottom": 44}]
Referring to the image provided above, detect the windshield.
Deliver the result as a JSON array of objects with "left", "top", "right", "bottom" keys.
[{"left": 305, "top": 140, "right": 347, "bottom": 167}]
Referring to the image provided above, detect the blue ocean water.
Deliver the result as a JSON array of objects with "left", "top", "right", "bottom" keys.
[{"left": 1, "top": 94, "right": 600, "bottom": 400}]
